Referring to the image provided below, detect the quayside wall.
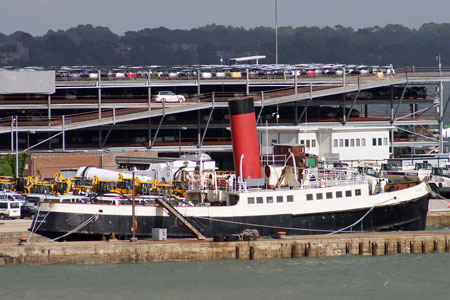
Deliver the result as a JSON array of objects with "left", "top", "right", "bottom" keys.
[{"left": 1, "top": 231, "right": 450, "bottom": 266}]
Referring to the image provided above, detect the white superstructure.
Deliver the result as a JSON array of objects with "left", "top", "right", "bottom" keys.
[{"left": 258, "top": 124, "right": 391, "bottom": 163}]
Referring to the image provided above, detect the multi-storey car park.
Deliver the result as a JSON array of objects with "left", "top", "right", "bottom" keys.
[{"left": 0, "top": 63, "right": 447, "bottom": 172}]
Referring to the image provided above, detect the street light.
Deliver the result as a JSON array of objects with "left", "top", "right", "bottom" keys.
[
  {"left": 179, "top": 126, "right": 187, "bottom": 157},
  {"left": 275, "top": 0, "right": 278, "bottom": 65},
  {"left": 437, "top": 55, "right": 444, "bottom": 154}
]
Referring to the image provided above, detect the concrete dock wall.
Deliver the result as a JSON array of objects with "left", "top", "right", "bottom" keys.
[
  {"left": 1, "top": 231, "right": 450, "bottom": 266},
  {"left": 0, "top": 231, "right": 49, "bottom": 244},
  {"left": 426, "top": 211, "right": 450, "bottom": 227}
]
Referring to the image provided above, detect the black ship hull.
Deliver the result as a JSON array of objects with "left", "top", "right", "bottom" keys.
[{"left": 31, "top": 195, "right": 429, "bottom": 241}]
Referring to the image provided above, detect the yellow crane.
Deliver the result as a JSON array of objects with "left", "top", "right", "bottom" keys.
[
  {"left": 52, "top": 173, "right": 73, "bottom": 195},
  {"left": 0, "top": 176, "right": 15, "bottom": 192},
  {"left": 71, "top": 177, "right": 94, "bottom": 196},
  {"left": 92, "top": 175, "right": 116, "bottom": 194}
]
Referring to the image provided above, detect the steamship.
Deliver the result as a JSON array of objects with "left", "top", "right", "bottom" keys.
[{"left": 30, "top": 97, "right": 430, "bottom": 240}]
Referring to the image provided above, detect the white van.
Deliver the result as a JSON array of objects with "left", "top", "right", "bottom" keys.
[
  {"left": 6, "top": 192, "right": 26, "bottom": 206},
  {"left": 0, "top": 200, "right": 21, "bottom": 219},
  {"left": 25, "top": 193, "right": 52, "bottom": 205},
  {"left": 45, "top": 195, "right": 89, "bottom": 203}
]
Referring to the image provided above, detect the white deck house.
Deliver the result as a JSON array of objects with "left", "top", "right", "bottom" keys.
[{"left": 258, "top": 125, "right": 392, "bottom": 163}]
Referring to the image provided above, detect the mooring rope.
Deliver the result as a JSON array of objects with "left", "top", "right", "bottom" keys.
[
  {"left": 48, "top": 212, "right": 100, "bottom": 242},
  {"left": 192, "top": 196, "right": 397, "bottom": 235},
  {"left": 325, "top": 206, "right": 375, "bottom": 235},
  {"left": 28, "top": 210, "right": 100, "bottom": 244},
  {"left": 27, "top": 205, "right": 51, "bottom": 242},
  {"left": 325, "top": 196, "right": 399, "bottom": 235},
  {"left": 192, "top": 215, "right": 338, "bottom": 233}
]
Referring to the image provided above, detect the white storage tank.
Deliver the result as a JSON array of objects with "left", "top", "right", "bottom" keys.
[{"left": 76, "top": 166, "right": 151, "bottom": 182}]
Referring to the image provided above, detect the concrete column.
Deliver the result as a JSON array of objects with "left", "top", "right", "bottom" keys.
[
  {"left": 147, "top": 72, "right": 152, "bottom": 111},
  {"left": 98, "top": 70, "right": 102, "bottom": 119},
  {"left": 62, "top": 115, "right": 65, "bottom": 151},
  {"left": 294, "top": 70, "right": 298, "bottom": 94},
  {"left": 47, "top": 95, "right": 52, "bottom": 122},
  {"left": 246, "top": 69, "right": 249, "bottom": 95}
]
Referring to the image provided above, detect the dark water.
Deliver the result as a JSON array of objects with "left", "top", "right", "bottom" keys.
[{"left": 1, "top": 253, "right": 450, "bottom": 300}]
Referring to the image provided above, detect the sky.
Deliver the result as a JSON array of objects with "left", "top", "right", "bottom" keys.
[{"left": 2, "top": 0, "right": 450, "bottom": 36}]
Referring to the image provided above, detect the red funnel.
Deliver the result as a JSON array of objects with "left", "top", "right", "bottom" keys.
[{"left": 228, "top": 97, "right": 261, "bottom": 179}]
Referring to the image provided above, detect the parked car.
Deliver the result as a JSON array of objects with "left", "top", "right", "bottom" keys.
[
  {"left": 347, "top": 91, "right": 373, "bottom": 100},
  {"left": 155, "top": 91, "right": 186, "bottom": 103},
  {"left": 21, "top": 202, "right": 37, "bottom": 219}
]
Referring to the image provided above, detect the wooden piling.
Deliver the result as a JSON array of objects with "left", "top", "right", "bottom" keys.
[
  {"left": 371, "top": 242, "right": 378, "bottom": 256},
  {"left": 397, "top": 241, "right": 402, "bottom": 254},
  {"left": 305, "top": 243, "right": 310, "bottom": 257},
  {"left": 291, "top": 244, "right": 297, "bottom": 258}
]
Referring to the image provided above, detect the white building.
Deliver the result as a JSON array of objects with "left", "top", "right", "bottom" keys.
[{"left": 258, "top": 125, "right": 392, "bottom": 163}]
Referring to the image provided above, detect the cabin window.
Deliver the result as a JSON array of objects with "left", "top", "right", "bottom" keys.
[
  {"left": 372, "top": 138, "right": 377, "bottom": 146},
  {"left": 312, "top": 140, "right": 316, "bottom": 147},
  {"left": 345, "top": 190, "right": 352, "bottom": 197},
  {"left": 383, "top": 138, "right": 388, "bottom": 145},
  {"left": 267, "top": 196, "right": 273, "bottom": 204},
  {"left": 334, "top": 139, "right": 338, "bottom": 147},
  {"left": 248, "top": 197, "right": 255, "bottom": 204},
  {"left": 378, "top": 138, "right": 382, "bottom": 146},
  {"left": 300, "top": 140, "right": 305, "bottom": 145},
  {"left": 339, "top": 139, "right": 343, "bottom": 147},
  {"left": 287, "top": 195, "right": 294, "bottom": 202},
  {"left": 356, "top": 138, "right": 360, "bottom": 146},
  {"left": 362, "top": 138, "right": 366, "bottom": 146},
  {"left": 351, "top": 139, "right": 355, "bottom": 147},
  {"left": 355, "top": 189, "right": 361, "bottom": 196},
  {"left": 256, "top": 197, "right": 264, "bottom": 204},
  {"left": 306, "top": 194, "right": 313, "bottom": 201},
  {"left": 336, "top": 191, "right": 343, "bottom": 198},
  {"left": 306, "top": 140, "right": 310, "bottom": 148},
  {"left": 345, "top": 139, "right": 349, "bottom": 147},
  {"left": 326, "top": 192, "right": 333, "bottom": 199},
  {"left": 277, "top": 196, "right": 283, "bottom": 203},
  {"left": 316, "top": 193, "right": 323, "bottom": 200}
]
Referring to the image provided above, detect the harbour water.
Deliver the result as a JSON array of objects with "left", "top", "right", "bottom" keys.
[{"left": 1, "top": 253, "right": 450, "bottom": 300}]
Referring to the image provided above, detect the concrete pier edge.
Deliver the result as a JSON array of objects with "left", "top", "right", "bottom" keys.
[{"left": 1, "top": 231, "right": 450, "bottom": 266}]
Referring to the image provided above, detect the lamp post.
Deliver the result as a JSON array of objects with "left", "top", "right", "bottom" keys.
[
  {"left": 178, "top": 126, "right": 187, "bottom": 157},
  {"left": 437, "top": 55, "right": 444, "bottom": 154},
  {"left": 275, "top": 0, "right": 278, "bottom": 65},
  {"left": 15, "top": 117, "right": 19, "bottom": 178},
  {"left": 130, "top": 170, "right": 137, "bottom": 242}
]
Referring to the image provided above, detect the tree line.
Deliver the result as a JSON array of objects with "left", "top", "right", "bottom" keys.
[{"left": 0, "top": 23, "right": 449, "bottom": 67}]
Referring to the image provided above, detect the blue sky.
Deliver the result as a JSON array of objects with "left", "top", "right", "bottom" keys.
[{"left": 2, "top": 0, "right": 450, "bottom": 36}]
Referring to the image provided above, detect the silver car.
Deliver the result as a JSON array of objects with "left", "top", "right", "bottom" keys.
[{"left": 155, "top": 91, "right": 186, "bottom": 103}]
